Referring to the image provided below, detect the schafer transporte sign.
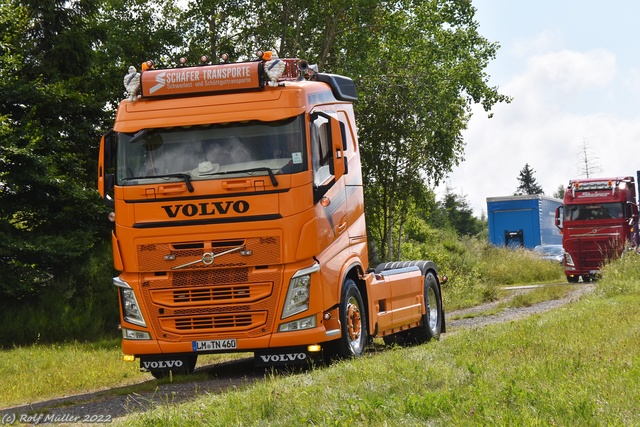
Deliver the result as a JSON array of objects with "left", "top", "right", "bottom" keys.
[{"left": 140, "top": 61, "right": 263, "bottom": 97}]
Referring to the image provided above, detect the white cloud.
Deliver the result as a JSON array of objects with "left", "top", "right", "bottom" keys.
[{"left": 439, "top": 47, "right": 640, "bottom": 217}]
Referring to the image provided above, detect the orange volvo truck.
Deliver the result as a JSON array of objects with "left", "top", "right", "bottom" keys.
[{"left": 98, "top": 52, "right": 445, "bottom": 378}]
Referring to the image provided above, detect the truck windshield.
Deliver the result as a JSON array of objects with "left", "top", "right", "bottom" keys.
[
  {"left": 564, "top": 203, "right": 625, "bottom": 221},
  {"left": 116, "top": 116, "right": 306, "bottom": 185}
]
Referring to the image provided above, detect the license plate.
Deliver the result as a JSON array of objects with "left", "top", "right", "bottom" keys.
[{"left": 192, "top": 339, "right": 237, "bottom": 351}]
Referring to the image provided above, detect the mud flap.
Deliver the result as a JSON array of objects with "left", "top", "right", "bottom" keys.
[
  {"left": 254, "top": 347, "right": 322, "bottom": 367},
  {"left": 139, "top": 354, "right": 195, "bottom": 375}
]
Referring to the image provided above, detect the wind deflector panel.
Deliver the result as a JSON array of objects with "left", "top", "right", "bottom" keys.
[{"left": 317, "top": 74, "right": 358, "bottom": 102}]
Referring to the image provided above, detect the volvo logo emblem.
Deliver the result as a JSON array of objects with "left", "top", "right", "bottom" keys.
[
  {"left": 172, "top": 245, "right": 246, "bottom": 270},
  {"left": 202, "top": 252, "right": 215, "bottom": 265}
]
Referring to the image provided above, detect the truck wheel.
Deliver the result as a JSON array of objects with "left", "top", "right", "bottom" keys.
[
  {"left": 330, "top": 279, "right": 368, "bottom": 359},
  {"left": 401, "top": 271, "right": 443, "bottom": 345},
  {"left": 567, "top": 275, "right": 579, "bottom": 283},
  {"left": 416, "top": 271, "right": 443, "bottom": 342}
]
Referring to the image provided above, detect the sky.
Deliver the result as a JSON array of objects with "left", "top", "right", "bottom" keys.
[{"left": 437, "top": 0, "right": 640, "bottom": 216}]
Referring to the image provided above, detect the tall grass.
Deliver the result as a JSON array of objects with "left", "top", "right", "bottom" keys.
[
  {"left": 402, "top": 230, "right": 565, "bottom": 310},
  {"left": 597, "top": 250, "right": 640, "bottom": 297}
]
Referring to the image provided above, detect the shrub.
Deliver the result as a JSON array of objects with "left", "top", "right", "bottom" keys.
[{"left": 597, "top": 252, "right": 640, "bottom": 297}]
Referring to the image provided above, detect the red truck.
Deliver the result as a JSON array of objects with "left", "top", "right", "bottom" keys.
[{"left": 555, "top": 177, "right": 638, "bottom": 282}]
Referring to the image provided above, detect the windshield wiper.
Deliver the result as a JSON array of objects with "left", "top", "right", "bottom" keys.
[
  {"left": 123, "top": 173, "right": 194, "bottom": 192},
  {"left": 201, "top": 167, "right": 279, "bottom": 187},
  {"left": 129, "top": 129, "right": 154, "bottom": 144}
]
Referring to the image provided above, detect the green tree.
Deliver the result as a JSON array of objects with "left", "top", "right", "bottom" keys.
[
  {"left": 0, "top": 0, "right": 111, "bottom": 299},
  {"left": 0, "top": 0, "right": 509, "bottom": 293},
  {"left": 439, "top": 187, "right": 484, "bottom": 237},
  {"left": 515, "top": 163, "right": 544, "bottom": 196},
  {"left": 352, "top": 1, "right": 509, "bottom": 260},
  {"left": 171, "top": 0, "right": 509, "bottom": 261},
  {"left": 553, "top": 184, "right": 565, "bottom": 200}
]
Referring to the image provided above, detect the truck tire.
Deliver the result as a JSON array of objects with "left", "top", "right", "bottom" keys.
[
  {"left": 420, "top": 271, "right": 444, "bottom": 341},
  {"left": 402, "top": 271, "right": 443, "bottom": 344},
  {"left": 329, "top": 279, "right": 368, "bottom": 359},
  {"left": 567, "top": 275, "right": 579, "bottom": 283}
]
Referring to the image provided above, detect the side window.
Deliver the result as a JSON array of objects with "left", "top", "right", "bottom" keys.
[{"left": 311, "top": 115, "right": 332, "bottom": 186}]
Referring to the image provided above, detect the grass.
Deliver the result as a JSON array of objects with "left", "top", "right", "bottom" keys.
[
  {"left": 402, "top": 233, "right": 567, "bottom": 311},
  {"left": 116, "top": 290, "right": 640, "bottom": 426},
  {"left": 449, "top": 283, "right": 578, "bottom": 320},
  {"left": 2, "top": 244, "right": 637, "bottom": 425},
  {"left": 0, "top": 339, "right": 140, "bottom": 408},
  {"left": 0, "top": 340, "right": 248, "bottom": 409}
]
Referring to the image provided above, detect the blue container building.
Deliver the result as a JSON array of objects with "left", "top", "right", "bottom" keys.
[{"left": 486, "top": 195, "right": 562, "bottom": 248}]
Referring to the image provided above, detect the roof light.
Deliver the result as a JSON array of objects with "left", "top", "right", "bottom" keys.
[
  {"left": 200, "top": 55, "right": 209, "bottom": 64},
  {"left": 220, "top": 53, "right": 229, "bottom": 63}
]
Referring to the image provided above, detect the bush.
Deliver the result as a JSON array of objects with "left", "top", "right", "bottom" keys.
[
  {"left": 597, "top": 252, "right": 640, "bottom": 297},
  {"left": 401, "top": 221, "right": 565, "bottom": 310},
  {"left": 0, "top": 241, "right": 119, "bottom": 347}
]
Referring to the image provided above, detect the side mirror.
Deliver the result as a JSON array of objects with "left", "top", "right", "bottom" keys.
[
  {"left": 630, "top": 202, "right": 638, "bottom": 225},
  {"left": 98, "top": 130, "right": 115, "bottom": 207},
  {"left": 311, "top": 112, "right": 348, "bottom": 181},
  {"left": 555, "top": 205, "right": 563, "bottom": 230},
  {"left": 329, "top": 119, "right": 346, "bottom": 181}
]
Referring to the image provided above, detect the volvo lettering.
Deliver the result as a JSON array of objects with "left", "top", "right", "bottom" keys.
[{"left": 161, "top": 200, "right": 250, "bottom": 218}]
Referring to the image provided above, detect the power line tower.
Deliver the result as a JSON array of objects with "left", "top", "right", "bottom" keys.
[{"left": 576, "top": 138, "right": 602, "bottom": 178}]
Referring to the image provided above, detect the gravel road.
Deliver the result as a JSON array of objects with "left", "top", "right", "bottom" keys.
[{"left": 0, "top": 283, "right": 595, "bottom": 425}]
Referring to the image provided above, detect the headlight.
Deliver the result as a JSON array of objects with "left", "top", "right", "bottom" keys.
[
  {"left": 114, "top": 277, "right": 147, "bottom": 327},
  {"left": 122, "top": 328, "right": 151, "bottom": 340},
  {"left": 281, "top": 263, "right": 319, "bottom": 319},
  {"left": 279, "top": 314, "right": 317, "bottom": 332},
  {"left": 564, "top": 252, "right": 574, "bottom": 267}
]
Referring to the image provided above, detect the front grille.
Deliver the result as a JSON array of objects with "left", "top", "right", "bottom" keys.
[
  {"left": 160, "top": 312, "right": 267, "bottom": 334},
  {"left": 150, "top": 281, "right": 272, "bottom": 306},
  {"left": 174, "top": 286, "right": 250, "bottom": 303},
  {"left": 570, "top": 236, "right": 623, "bottom": 269},
  {"left": 136, "top": 237, "right": 281, "bottom": 272},
  {"left": 136, "top": 236, "right": 282, "bottom": 340}
]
